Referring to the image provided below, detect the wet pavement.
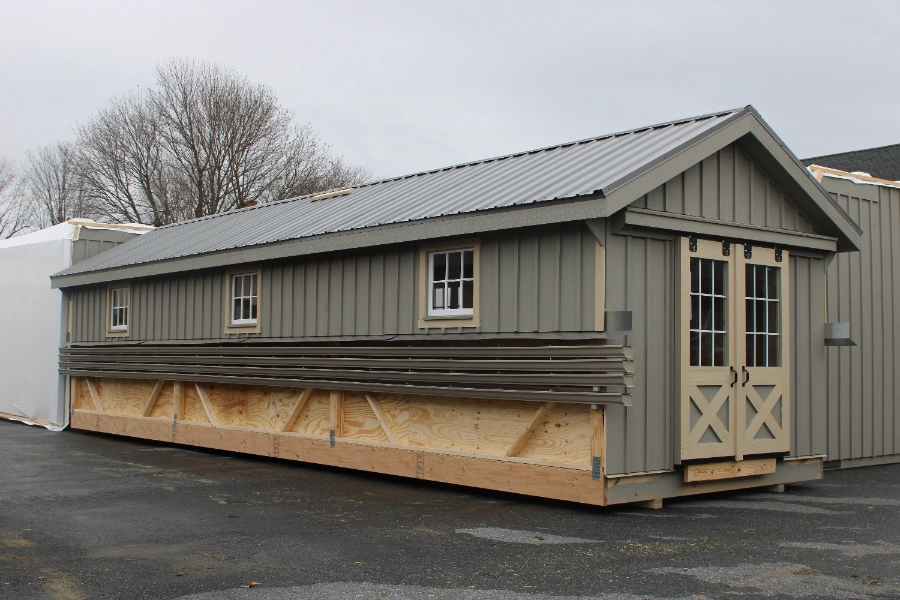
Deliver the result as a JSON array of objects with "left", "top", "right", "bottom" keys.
[{"left": 1, "top": 419, "right": 898, "bottom": 600}]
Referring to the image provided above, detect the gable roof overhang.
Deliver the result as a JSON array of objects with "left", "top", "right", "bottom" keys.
[{"left": 51, "top": 106, "right": 861, "bottom": 289}]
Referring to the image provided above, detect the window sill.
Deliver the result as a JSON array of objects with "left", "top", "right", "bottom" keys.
[
  {"left": 228, "top": 321, "right": 258, "bottom": 328},
  {"left": 422, "top": 314, "right": 474, "bottom": 321},
  {"left": 418, "top": 315, "right": 480, "bottom": 329}
]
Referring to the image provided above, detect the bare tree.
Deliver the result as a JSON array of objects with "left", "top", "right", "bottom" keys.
[
  {"left": 151, "top": 58, "right": 371, "bottom": 218},
  {"left": 272, "top": 125, "right": 372, "bottom": 201},
  {"left": 77, "top": 89, "right": 188, "bottom": 226},
  {"left": 33, "top": 58, "right": 371, "bottom": 228},
  {"left": 0, "top": 154, "right": 33, "bottom": 238},
  {"left": 23, "top": 142, "right": 92, "bottom": 226},
  {"left": 151, "top": 59, "right": 293, "bottom": 218}
]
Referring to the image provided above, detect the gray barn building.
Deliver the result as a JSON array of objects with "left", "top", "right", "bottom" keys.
[
  {"left": 52, "top": 106, "right": 861, "bottom": 507},
  {"left": 804, "top": 148, "right": 900, "bottom": 470}
]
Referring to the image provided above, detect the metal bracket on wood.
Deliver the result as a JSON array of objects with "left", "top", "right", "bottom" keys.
[
  {"left": 689, "top": 236, "right": 698, "bottom": 252},
  {"left": 775, "top": 248, "right": 782, "bottom": 262},
  {"left": 329, "top": 430, "right": 335, "bottom": 448},
  {"left": 743, "top": 243, "right": 752, "bottom": 259},
  {"left": 722, "top": 241, "right": 730, "bottom": 256},
  {"left": 591, "top": 456, "right": 603, "bottom": 481},
  {"left": 172, "top": 414, "right": 177, "bottom": 443}
]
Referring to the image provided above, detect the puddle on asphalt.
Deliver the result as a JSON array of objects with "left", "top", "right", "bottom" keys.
[{"left": 455, "top": 527, "right": 599, "bottom": 545}]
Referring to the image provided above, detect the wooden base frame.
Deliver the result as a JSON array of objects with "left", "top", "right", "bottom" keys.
[{"left": 70, "top": 377, "right": 823, "bottom": 506}]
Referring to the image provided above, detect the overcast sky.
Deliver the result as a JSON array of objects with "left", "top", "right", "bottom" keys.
[{"left": 1, "top": 0, "right": 897, "bottom": 179}]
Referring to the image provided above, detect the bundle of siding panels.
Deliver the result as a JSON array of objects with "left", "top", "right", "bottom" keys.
[{"left": 60, "top": 342, "right": 634, "bottom": 405}]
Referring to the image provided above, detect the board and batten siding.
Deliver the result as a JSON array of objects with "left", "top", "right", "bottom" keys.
[
  {"left": 72, "top": 229, "right": 145, "bottom": 266},
  {"left": 790, "top": 253, "right": 828, "bottom": 458},
  {"left": 69, "top": 222, "right": 600, "bottom": 343},
  {"left": 591, "top": 219, "right": 675, "bottom": 476},
  {"left": 821, "top": 177, "right": 900, "bottom": 463},
  {"left": 632, "top": 142, "right": 817, "bottom": 234}
]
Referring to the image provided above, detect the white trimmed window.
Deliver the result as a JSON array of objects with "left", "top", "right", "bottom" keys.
[
  {"left": 109, "top": 287, "right": 129, "bottom": 332},
  {"left": 428, "top": 248, "right": 474, "bottom": 317},
  {"left": 231, "top": 272, "right": 258, "bottom": 325}
]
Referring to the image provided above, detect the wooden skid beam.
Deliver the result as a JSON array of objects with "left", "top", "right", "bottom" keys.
[
  {"left": 507, "top": 402, "right": 555, "bottom": 457},
  {"left": 142, "top": 381, "right": 164, "bottom": 417},
  {"left": 70, "top": 411, "right": 606, "bottom": 506},
  {"left": 684, "top": 458, "right": 776, "bottom": 482}
]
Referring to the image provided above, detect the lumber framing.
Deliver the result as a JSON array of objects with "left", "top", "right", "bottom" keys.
[
  {"left": 142, "top": 381, "right": 164, "bottom": 417},
  {"left": 507, "top": 402, "right": 556, "bottom": 457},
  {"left": 365, "top": 393, "right": 400, "bottom": 445},
  {"left": 69, "top": 376, "right": 824, "bottom": 507},
  {"left": 85, "top": 378, "right": 103, "bottom": 412},
  {"left": 194, "top": 383, "right": 219, "bottom": 426},
  {"left": 282, "top": 388, "right": 313, "bottom": 432}
]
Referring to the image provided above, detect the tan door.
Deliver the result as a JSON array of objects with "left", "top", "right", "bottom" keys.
[
  {"left": 735, "top": 246, "right": 791, "bottom": 459},
  {"left": 679, "top": 238, "right": 738, "bottom": 461},
  {"left": 679, "top": 237, "right": 791, "bottom": 462}
]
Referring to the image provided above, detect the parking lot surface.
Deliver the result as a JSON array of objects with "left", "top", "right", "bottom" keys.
[{"left": 1, "top": 420, "right": 899, "bottom": 600}]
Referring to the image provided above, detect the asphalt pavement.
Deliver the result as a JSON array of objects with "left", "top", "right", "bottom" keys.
[{"left": 1, "top": 419, "right": 898, "bottom": 600}]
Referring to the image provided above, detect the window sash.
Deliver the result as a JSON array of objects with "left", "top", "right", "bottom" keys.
[
  {"left": 231, "top": 273, "right": 258, "bottom": 325},
  {"left": 745, "top": 264, "right": 780, "bottom": 367},
  {"left": 689, "top": 257, "right": 727, "bottom": 367},
  {"left": 428, "top": 249, "right": 474, "bottom": 316},
  {"left": 109, "top": 288, "right": 128, "bottom": 331}
]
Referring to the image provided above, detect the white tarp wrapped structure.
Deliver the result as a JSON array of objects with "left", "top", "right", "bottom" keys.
[{"left": 0, "top": 220, "right": 150, "bottom": 429}]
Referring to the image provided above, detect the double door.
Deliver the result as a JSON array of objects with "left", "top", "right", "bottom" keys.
[{"left": 679, "top": 237, "right": 790, "bottom": 462}]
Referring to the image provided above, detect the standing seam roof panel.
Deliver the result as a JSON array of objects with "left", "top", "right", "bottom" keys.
[{"left": 55, "top": 109, "right": 748, "bottom": 277}]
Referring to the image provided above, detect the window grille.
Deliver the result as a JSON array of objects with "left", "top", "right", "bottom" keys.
[
  {"left": 428, "top": 249, "right": 474, "bottom": 316},
  {"left": 689, "top": 257, "right": 727, "bottom": 367},
  {"left": 231, "top": 273, "right": 258, "bottom": 324}
]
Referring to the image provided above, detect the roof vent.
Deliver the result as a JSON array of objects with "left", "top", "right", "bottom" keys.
[{"left": 311, "top": 188, "right": 354, "bottom": 202}]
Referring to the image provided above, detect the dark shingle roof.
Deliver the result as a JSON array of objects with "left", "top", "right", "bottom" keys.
[{"left": 803, "top": 144, "right": 900, "bottom": 182}]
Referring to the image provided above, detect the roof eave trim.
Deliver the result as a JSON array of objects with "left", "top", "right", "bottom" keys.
[{"left": 745, "top": 106, "right": 862, "bottom": 237}]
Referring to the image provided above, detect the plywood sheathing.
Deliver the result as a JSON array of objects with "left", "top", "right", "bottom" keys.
[{"left": 70, "top": 377, "right": 822, "bottom": 506}]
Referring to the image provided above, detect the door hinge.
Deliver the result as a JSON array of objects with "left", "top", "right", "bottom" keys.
[
  {"left": 744, "top": 243, "right": 753, "bottom": 259},
  {"left": 689, "top": 236, "right": 698, "bottom": 252}
]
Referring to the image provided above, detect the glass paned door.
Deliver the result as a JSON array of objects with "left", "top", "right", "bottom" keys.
[
  {"left": 735, "top": 249, "right": 791, "bottom": 459},
  {"left": 680, "top": 238, "right": 791, "bottom": 462},
  {"left": 680, "top": 238, "right": 737, "bottom": 461}
]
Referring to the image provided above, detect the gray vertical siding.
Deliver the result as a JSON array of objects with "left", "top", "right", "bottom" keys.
[
  {"left": 822, "top": 177, "right": 900, "bottom": 462},
  {"left": 72, "top": 229, "right": 145, "bottom": 265},
  {"left": 70, "top": 222, "right": 599, "bottom": 342},
  {"left": 599, "top": 221, "right": 676, "bottom": 476},
  {"left": 633, "top": 143, "right": 817, "bottom": 234},
  {"left": 790, "top": 254, "right": 828, "bottom": 458}
]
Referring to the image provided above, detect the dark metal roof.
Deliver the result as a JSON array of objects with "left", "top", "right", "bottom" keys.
[
  {"left": 804, "top": 143, "right": 900, "bottom": 182},
  {"left": 54, "top": 107, "right": 749, "bottom": 278}
]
